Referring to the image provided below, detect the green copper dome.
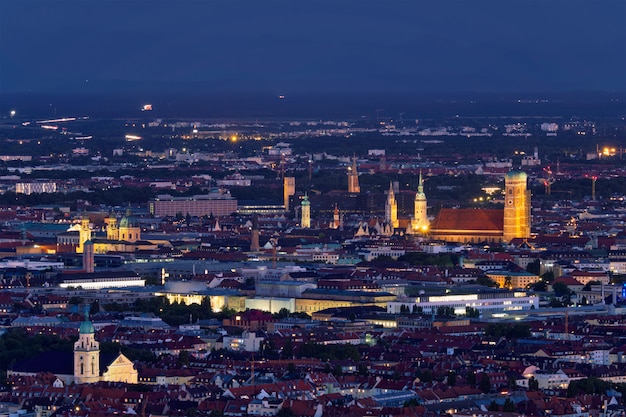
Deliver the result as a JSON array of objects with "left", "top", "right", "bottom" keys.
[
  {"left": 505, "top": 169, "right": 527, "bottom": 181},
  {"left": 79, "top": 308, "right": 95, "bottom": 334},
  {"left": 79, "top": 320, "right": 95, "bottom": 334},
  {"left": 119, "top": 207, "right": 139, "bottom": 228}
]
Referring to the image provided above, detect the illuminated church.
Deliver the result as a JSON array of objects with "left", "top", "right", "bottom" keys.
[
  {"left": 9, "top": 310, "right": 138, "bottom": 385},
  {"left": 379, "top": 173, "right": 430, "bottom": 236},
  {"left": 70, "top": 209, "right": 159, "bottom": 254},
  {"left": 428, "top": 169, "right": 531, "bottom": 244}
]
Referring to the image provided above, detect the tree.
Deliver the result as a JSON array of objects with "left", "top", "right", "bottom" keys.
[
  {"left": 553, "top": 281, "right": 570, "bottom": 296},
  {"left": 526, "top": 259, "right": 541, "bottom": 275},
  {"left": 528, "top": 376, "right": 539, "bottom": 391},
  {"left": 447, "top": 371, "right": 457, "bottom": 386},
  {"left": 276, "top": 408, "right": 295, "bottom": 417},
  {"left": 466, "top": 371, "right": 476, "bottom": 387},
  {"left": 68, "top": 296, "right": 83, "bottom": 306},
  {"left": 542, "top": 271, "right": 555, "bottom": 283},
  {"left": 479, "top": 373, "right": 491, "bottom": 393},
  {"left": 503, "top": 398, "right": 516, "bottom": 412},
  {"left": 282, "top": 338, "right": 293, "bottom": 358},
  {"left": 419, "top": 368, "right": 433, "bottom": 383},
  {"left": 504, "top": 275, "right": 512, "bottom": 289},
  {"left": 488, "top": 400, "right": 499, "bottom": 411},
  {"left": 476, "top": 275, "right": 497, "bottom": 287},
  {"left": 178, "top": 350, "right": 190, "bottom": 367},
  {"left": 275, "top": 308, "right": 290, "bottom": 319},
  {"left": 465, "top": 307, "right": 479, "bottom": 318},
  {"left": 436, "top": 306, "right": 455, "bottom": 317}
]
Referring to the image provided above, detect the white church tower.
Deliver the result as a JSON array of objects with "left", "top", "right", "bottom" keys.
[
  {"left": 410, "top": 171, "right": 429, "bottom": 234},
  {"left": 301, "top": 193, "right": 311, "bottom": 229},
  {"left": 74, "top": 308, "right": 100, "bottom": 384}
]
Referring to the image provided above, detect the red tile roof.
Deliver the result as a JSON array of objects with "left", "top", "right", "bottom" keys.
[{"left": 430, "top": 209, "right": 503, "bottom": 231}]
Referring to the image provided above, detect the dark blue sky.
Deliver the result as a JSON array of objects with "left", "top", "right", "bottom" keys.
[{"left": 1, "top": 0, "right": 625, "bottom": 94}]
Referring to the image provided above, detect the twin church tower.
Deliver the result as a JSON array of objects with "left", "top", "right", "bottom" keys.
[{"left": 384, "top": 171, "right": 429, "bottom": 235}]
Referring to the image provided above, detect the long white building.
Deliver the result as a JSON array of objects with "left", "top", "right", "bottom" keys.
[{"left": 387, "top": 290, "right": 538, "bottom": 316}]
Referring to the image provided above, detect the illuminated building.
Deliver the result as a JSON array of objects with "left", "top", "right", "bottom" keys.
[
  {"left": 15, "top": 181, "right": 57, "bottom": 195},
  {"left": 329, "top": 204, "right": 340, "bottom": 229},
  {"left": 283, "top": 177, "right": 295, "bottom": 212},
  {"left": 347, "top": 156, "right": 360, "bottom": 193},
  {"left": 9, "top": 310, "right": 138, "bottom": 385},
  {"left": 429, "top": 169, "right": 531, "bottom": 244},
  {"left": 222, "top": 331, "right": 264, "bottom": 352},
  {"left": 387, "top": 290, "right": 538, "bottom": 316},
  {"left": 385, "top": 182, "right": 399, "bottom": 229},
  {"left": 58, "top": 271, "right": 145, "bottom": 290},
  {"left": 77, "top": 217, "right": 91, "bottom": 254},
  {"left": 74, "top": 310, "right": 101, "bottom": 384},
  {"left": 301, "top": 193, "right": 311, "bottom": 228},
  {"left": 503, "top": 170, "right": 531, "bottom": 242},
  {"left": 409, "top": 171, "right": 429, "bottom": 234},
  {"left": 104, "top": 208, "right": 141, "bottom": 243},
  {"left": 485, "top": 270, "right": 540, "bottom": 289},
  {"left": 149, "top": 191, "right": 237, "bottom": 217},
  {"left": 83, "top": 240, "right": 94, "bottom": 273},
  {"left": 295, "top": 289, "right": 396, "bottom": 314}
]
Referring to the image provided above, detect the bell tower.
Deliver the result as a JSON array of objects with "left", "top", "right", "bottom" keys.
[
  {"left": 503, "top": 170, "right": 531, "bottom": 243},
  {"left": 385, "top": 182, "right": 399, "bottom": 228},
  {"left": 74, "top": 307, "right": 100, "bottom": 384},
  {"left": 301, "top": 194, "right": 311, "bottom": 229},
  {"left": 347, "top": 156, "right": 360, "bottom": 193},
  {"left": 77, "top": 217, "right": 91, "bottom": 254},
  {"left": 411, "top": 171, "right": 429, "bottom": 233}
]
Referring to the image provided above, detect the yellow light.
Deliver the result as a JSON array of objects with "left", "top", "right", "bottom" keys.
[{"left": 231, "top": 135, "right": 238, "bottom": 142}]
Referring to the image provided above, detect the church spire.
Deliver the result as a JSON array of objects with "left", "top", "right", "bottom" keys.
[
  {"left": 385, "top": 181, "right": 398, "bottom": 229},
  {"left": 417, "top": 170, "right": 424, "bottom": 195}
]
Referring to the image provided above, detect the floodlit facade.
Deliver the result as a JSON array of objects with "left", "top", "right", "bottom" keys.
[
  {"left": 149, "top": 192, "right": 237, "bottom": 217},
  {"left": 387, "top": 290, "right": 538, "bottom": 316}
]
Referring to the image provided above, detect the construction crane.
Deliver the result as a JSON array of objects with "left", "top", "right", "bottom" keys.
[{"left": 542, "top": 166, "right": 555, "bottom": 195}]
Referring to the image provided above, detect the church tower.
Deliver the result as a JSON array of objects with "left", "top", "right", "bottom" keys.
[
  {"left": 283, "top": 177, "right": 296, "bottom": 212},
  {"left": 385, "top": 182, "right": 399, "bottom": 228},
  {"left": 77, "top": 217, "right": 91, "bottom": 254},
  {"left": 106, "top": 213, "right": 119, "bottom": 241},
  {"left": 74, "top": 308, "right": 100, "bottom": 384},
  {"left": 411, "top": 171, "right": 429, "bottom": 233},
  {"left": 330, "top": 205, "right": 339, "bottom": 229},
  {"left": 301, "top": 194, "right": 311, "bottom": 229},
  {"left": 83, "top": 240, "right": 95, "bottom": 273},
  {"left": 503, "top": 170, "right": 531, "bottom": 243},
  {"left": 250, "top": 214, "right": 260, "bottom": 252},
  {"left": 347, "top": 156, "right": 360, "bottom": 193}
]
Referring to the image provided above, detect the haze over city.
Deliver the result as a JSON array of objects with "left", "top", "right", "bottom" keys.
[{"left": 0, "top": 2, "right": 626, "bottom": 417}]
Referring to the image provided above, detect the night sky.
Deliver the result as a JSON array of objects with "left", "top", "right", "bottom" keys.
[{"left": 1, "top": 0, "right": 625, "bottom": 95}]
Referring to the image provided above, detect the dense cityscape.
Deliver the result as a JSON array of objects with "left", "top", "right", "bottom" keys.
[
  {"left": 0, "top": 94, "right": 623, "bottom": 417},
  {"left": 1, "top": 0, "right": 626, "bottom": 416}
]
